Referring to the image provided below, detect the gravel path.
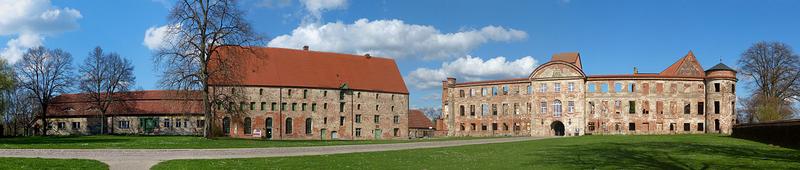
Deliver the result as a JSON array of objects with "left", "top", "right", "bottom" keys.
[{"left": 0, "top": 136, "right": 549, "bottom": 170}]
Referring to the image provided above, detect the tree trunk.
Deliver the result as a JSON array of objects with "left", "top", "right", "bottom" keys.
[
  {"left": 40, "top": 103, "right": 47, "bottom": 136},
  {"left": 203, "top": 82, "right": 212, "bottom": 139}
]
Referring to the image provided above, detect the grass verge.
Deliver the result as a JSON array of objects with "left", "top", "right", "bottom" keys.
[{"left": 0, "top": 157, "right": 108, "bottom": 170}]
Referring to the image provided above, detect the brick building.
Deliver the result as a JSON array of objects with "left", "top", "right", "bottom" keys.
[
  {"left": 45, "top": 47, "right": 410, "bottom": 140},
  {"left": 441, "top": 51, "right": 737, "bottom": 137}
]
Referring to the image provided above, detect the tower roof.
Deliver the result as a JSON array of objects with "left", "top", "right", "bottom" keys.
[{"left": 706, "top": 63, "right": 736, "bottom": 72}]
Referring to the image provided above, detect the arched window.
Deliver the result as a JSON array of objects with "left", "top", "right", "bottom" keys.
[
  {"left": 553, "top": 100, "right": 562, "bottom": 117},
  {"left": 243, "top": 117, "right": 252, "bottom": 135},
  {"left": 222, "top": 117, "right": 231, "bottom": 135},
  {"left": 285, "top": 118, "right": 293, "bottom": 134},
  {"left": 459, "top": 105, "right": 465, "bottom": 116},
  {"left": 266, "top": 117, "right": 273, "bottom": 128},
  {"left": 305, "top": 118, "right": 313, "bottom": 134}
]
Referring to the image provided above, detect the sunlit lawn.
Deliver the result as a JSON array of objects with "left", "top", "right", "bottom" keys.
[{"left": 153, "top": 135, "right": 800, "bottom": 170}]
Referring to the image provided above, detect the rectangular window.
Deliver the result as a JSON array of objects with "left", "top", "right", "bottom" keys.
[
  {"left": 197, "top": 120, "right": 205, "bottom": 128},
  {"left": 540, "top": 102, "right": 547, "bottom": 114},
  {"left": 568, "top": 82, "right": 575, "bottom": 92},
  {"left": 503, "top": 85, "right": 509, "bottom": 95},
  {"left": 629, "top": 83, "right": 635, "bottom": 92},
  {"left": 355, "top": 128, "right": 362, "bottom": 137},
  {"left": 57, "top": 122, "right": 65, "bottom": 129},
  {"left": 482, "top": 104, "right": 489, "bottom": 116},
  {"left": 292, "top": 103, "right": 297, "bottom": 111},
  {"left": 482, "top": 88, "right": 488, "bottom": 96},
  {"left": 698, "top": 102, "right": 704, "bottom": 115},
  {"left": 656, "top": 101, "right": 664, "bottom": 114},
  {"left": 281, "top": 102, "right": 287, "bottom": 111},
  {"left": 714, "top": 83, "right": 720, "bottom": 92},
  {"left": 601, "top": 83, "right": 609, "bottom": 93},
  {"left": 163, "top": 119, "right": 171, "bottom": 128},
  {"left": 393, "top": 115, "right": 400, "bottom": 124},
  {"left": 492, "top": 86, "right": 498, "bottom": 96},
  {"left": 684, "top": 123, "right": 691, "bottom": 131},
  {"left": 714, "top": 101, "right": 720, "bottom": 114},
  {"left": 587, "top": 83, "right": 596, "bottom": 93},
  {"left": 684, "top": 103, "right": 691, "bottom": 114},
  {"left": 628, "top": 123, "right": 635, "bottom": 131},
  {"left": 374, "top": 115, "right": 380, "bottom": 124},
  {"left": 339, "top": 102, "right": 345, "bottom": 112},
  {"left": 481, "top": 124, "right": 487, "bottom": 131},
  {"left": 492, "top": 123, "right": 498, "bottom": 130},
  {"left": 312, "top": 103, "right": 317, "bottom": 112},
  {"left": 303, "top": 89, "right": 308, "bottom": 99},
  {"left": 261, "top": 102, "right": 266, "bottom": 111},
  {"left": 527, "top": 85, "right": 532, "bottom": 94},
  {"left": 355, "top": 114, "right": 362, "bottom": 123},
  {"left": 629, "top": 101, "right": 636, "bottom": 114},
  {"left": 272, "top": 102, "right": 277, "bottom": 111},
  {"left": 554, "top": 83, "right": 561, "bottom": 92},
  {"left": 72, "top": 122, "right": 81, "bottom": 130},
  {"left": 249, "top": 102, "right": 255, "bottom": 110},
  {"left": 492, "top": 104, "right": 497, "bottom": 115},
  {"left": 614, "top": 83, "right": 622, "bottom": 92},
  {"left": 240, "top": 102, "right": 246, "bottom": 111},
  {"left": 540, "top": 83, "right": 547, "bottom": 92},
  {"left": 471, "top": 123, "right": 477, "bottom": 130},
  {"left": 302, "top": 103, "right": 307, "bottom": 111},
  {"left": 339, "top": 116, "right": 345, "bottom": 126},
  {"left": 118, "top": 121, "right": 130, "bottom": 129},
  {"left": 176, "top": 119, "right": 182, "bottom": 128},
  {"left": 568, "top": 101, "right": 575, "bottom": 113},
  {"left": 698, "top": 123, "right": 705, "bottom": 131},
  {"left": 459, "top": 90, "right": 465, "bottom": 97},
  {"left": 614, "top": 101, "right": 621, "bottom": 113},
  {"left": 394, "top": 128, "right": 400, "bottom": 137},
  {"left": 470, "top": 105, "right": 476, "bottom": 116}
]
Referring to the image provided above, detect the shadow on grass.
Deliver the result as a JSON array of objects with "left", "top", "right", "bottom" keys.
[{"left": 522, "top": 139, "right": 800, "bottom": 169}]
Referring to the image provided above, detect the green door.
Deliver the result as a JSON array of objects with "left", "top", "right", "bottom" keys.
[
  {"left": 320, "top": 129, "right": 327, "bottom": 140},
  {"left": 374, "top": 129, "right": 382, "bottom": 139},
  {"left": 140, "top": 118, "right": 156, "bottom": 133}
]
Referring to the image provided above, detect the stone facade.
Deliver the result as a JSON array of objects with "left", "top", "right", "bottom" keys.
[
  {"left": 442, "top": 52, "right": 737, "bottom": 137},
  {"left": 47, "top": 115, "right": 205, "bottom": 136},
  {"left": 211, "top": 86, "right": 409, "bottom": 140}
]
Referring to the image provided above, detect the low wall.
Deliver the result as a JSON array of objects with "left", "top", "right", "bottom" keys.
[{"left": 732, "top": 119, "right": 800, "bottom": 149}]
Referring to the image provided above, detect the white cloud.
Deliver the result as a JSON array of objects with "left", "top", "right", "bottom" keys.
[
  {"left": 143, "top": 25, "right": 174, "bottom": 51},
  {"left": 0, "top": 0, "right": 82, "bottom": 63},
  {"left": 299, "top": 0, "right": 347, "bottom": 22},
  {"left": 257, "top": 0, "right": 293, "bottom": 8},
  {"left": 406, "top": 55, "right": 538, "bottom": 89},
  {"left": 268, "top": 19, "right": 527, "bottom": 60}
]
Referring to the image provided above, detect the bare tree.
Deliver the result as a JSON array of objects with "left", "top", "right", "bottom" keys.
[
  {"left": 79, "top": 46, "right": 136, "bottom": 134},
  {"left": 738, "top": 41, "right": 800, "bottom": 122},
  {"left": 4, "top": 86, "right": 37, "bottom": 136},
  {"left": 14, "top": 47, "right": 74, "bottom": 135},
  {"left": 154, "top": 0, "right": 263, "bottom": 138}
]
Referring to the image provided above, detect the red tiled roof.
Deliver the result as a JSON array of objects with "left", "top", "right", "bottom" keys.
[
  {"left": 659, "top": 51, "right": 705, "bottom": 77},
  {"left": 408, "top": 110, "right": 434, "bottom": 129},
  {"left": 209, "top": 46, "right": 409, "bottom": 94},
  {"left": 47, "top": 90, "right": 203, "bottom": 117},
  {"left": 551, "top": 52, "right": 582, "bottom": 69}
]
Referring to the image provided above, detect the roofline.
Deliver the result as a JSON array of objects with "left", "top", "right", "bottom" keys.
[
  {"left": 528, "top": 61, "right": 586, "bottom": 78},
  {"left": 209, "top": 84, "right": 410, "bottom": 94},
  {"left": 453, "top": 78, "right": 530, "bottom": 87},
  {"left": 256, "top": 46, "right": 397, "bottom": 62}
]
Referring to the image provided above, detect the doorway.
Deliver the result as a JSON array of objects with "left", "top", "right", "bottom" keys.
[
  {"left": 373, "top": 129, "right": 382, "bottom": 139},
  {"left": 551, "top": 121, "right": 565, "bottom": 136},
  {"left": 265, "top": 117, "right": 273, "bottom": 139},
  {"left": 320, "top": 128, "right": 327, "bottom": 140}
]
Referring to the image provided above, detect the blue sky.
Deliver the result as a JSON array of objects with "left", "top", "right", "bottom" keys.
[{"left": 2, "top": 0, "right": 799, "bottom": 109}]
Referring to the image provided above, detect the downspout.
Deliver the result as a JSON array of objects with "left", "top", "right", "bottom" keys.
[
  {"left": 279, "top": 87, "right": 283, "bottom": 140},
  {"left": 350, "top": 90, "right": 354, "bottom": 140}
]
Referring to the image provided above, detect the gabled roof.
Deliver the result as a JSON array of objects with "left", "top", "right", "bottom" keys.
[
  {"left": 706, "top": 63, "right": 736, "bottom": 72},
  {"left": 408, "top": 110, "right": 434, "bottom": 129},
  {"left": 47, "top": 90, "right": 203, "bottom": 117},
  {"left": 551, "top": 52, "right": 582, "bottom": 69},
  {"left": 210, "top": 47, "right": 408, "bottom": 94},
  {"left": 659, "top": 51, "right": 705, "bottom": 77}
]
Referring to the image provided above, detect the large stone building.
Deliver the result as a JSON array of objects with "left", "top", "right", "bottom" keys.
[
  {"left": 441, "top": 51, "right": 737, "bottom": 136},
  {"left": 46, "top": 47, "right": 411, "bottom": 140}
]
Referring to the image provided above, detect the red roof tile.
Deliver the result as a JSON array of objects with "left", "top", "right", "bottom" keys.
[
  {"left": 408, "top": 110, "right": 434, "bottom": 129},
  {"left": 47, "top": 90, "right": 203, "bottom": 117},
  {"left": 551, "top": 52, "right": 582, "bottom": 69},
  {"left": 659, "top": 51, "right": 705, "bottom": 77},
  {"left": 210, "top": 46, "right": 408, "bottom": 94}
]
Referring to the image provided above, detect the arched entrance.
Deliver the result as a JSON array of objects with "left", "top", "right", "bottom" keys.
[{"left": 550, "top": 121, "right": 565, "bottom": 136}]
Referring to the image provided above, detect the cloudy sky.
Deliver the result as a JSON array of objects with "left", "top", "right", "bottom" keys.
[{"left": 1, "top": 0, "right": 800, "bottom": 109}]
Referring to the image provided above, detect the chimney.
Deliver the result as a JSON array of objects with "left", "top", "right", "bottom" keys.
[
  {"left": 633, "top": 67, "right": 638, "bottom": 74},
  {"left": 365, "top": 53, "right": 371, "bottom": 59},
  {"left": 446, "top": 77, "right": 456, "bottom": 87},
  {"left": 302, "top": 45, "right": 309, "bottom": 51}
]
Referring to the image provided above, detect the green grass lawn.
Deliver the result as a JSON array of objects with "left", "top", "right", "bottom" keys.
[
  {"left": 153, "top": 135, "right": 800, "bottom": 170},
  {"left": 0, "top": 135, "right": 492, "bottom": 149},
  {"left": 0, "top": 157, "right": 108, "bottom": 170}
]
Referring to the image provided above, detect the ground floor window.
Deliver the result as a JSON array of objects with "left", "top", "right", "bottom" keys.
[
  {"left": 481, "top": 124, "right": 487, "bottom": 131},
  {"left": 57, "top": 122, "right": 66, "bottom": 129},
  {"left": 118, "top": 121, "right": 130, "bottom": 129},
  {"left": 492, "top": 123, "right": 498, "bottom": 130},
  {"left": 305, "top": 118, "right": 313, "bottom": 134},
  {"left": 628, "top": 123, "right": 635, "bottom": 131},
  {"left": 285, "top": 118, "right": 293, "bottom": 134},
  {"left": 72, "top": 122, "right": 81, "bottom": 130},
  {"left": 244, "top": 117, "right": 252, "bottom": 135},
  {"left": 683, "top": 123, "right": 690, "bottom": 131},
  {"left": 164, "top": 119, "right": 171, "bottom": 128},
  {"left": 355, "top": 128, "right": 362, "bottom": 137},
  {"left": 588, "top": 122, "right": 595, "bottom": 132},
  {"left": 222, "top": 117, "right": 231, "bottom": 135},
  {"left": 393, "top": 128, "right": 400, "bottom": 137},
  {"left": 697, "top": 123, "right": 704, "bottom": 131},
  {"left": 197, "top": 119, "right": 205, "bottom": 128}
]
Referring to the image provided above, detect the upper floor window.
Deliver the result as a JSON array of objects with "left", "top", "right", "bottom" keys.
[
  {"left": 615, "top": 83, "right": 622, "bottom": 93},
  {"left": 540, "top": 102, "right": 547, "bottom": 114},
  {"left": 714, "top": 83, "right": 720, "bottom": 92},
  {"left": 588, "top": 83, "right": 596, "bottom": 93},
  {"left": 482, "top": 88, "right": 488, "bottom": 96},
  {"left": 539, "top": 83, "right": 547, "bottom": 93},
  {"left": 527, "top": 85, "right": 532, "bottom": 94},
  {"left": 568, "top": 82, "right": 575, "bottom": 92},
  {"left": 502, "top": 85, "right": 509, "bottom": 95},
  {"left": 554, "top": 83, "right": 561, "bottom": 92},
  {"left": 601, "top": 83, "right": 609, "bottom": 93},
  {"left": 567, "top": 101, "right": 575, "bottom": 113},
  {"left": 492, "top": 86, "right": 498, "bottom": 96},
  {"left": 628, "top": 83, "right": 636, "bottom": 92},
  {"left": 553, "top": 100, "right": 562, "bottom": 117}
]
